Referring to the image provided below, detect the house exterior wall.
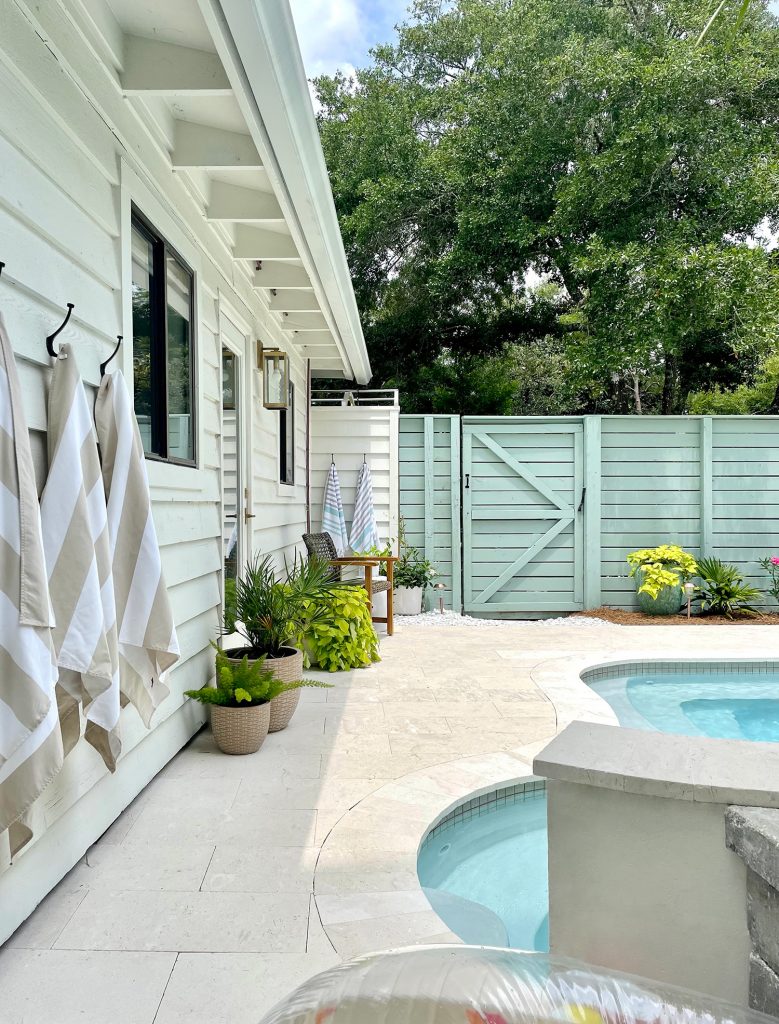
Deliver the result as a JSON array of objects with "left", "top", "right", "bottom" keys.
[{"left": 0, "top": 0, "right": 314, "bottom": 941}]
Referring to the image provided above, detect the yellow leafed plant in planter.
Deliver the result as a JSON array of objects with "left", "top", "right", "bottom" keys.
[
  {"left": 299, "top": 586, "right": 381, "bottom": 672},
  {"left": 626, "top": 544, "right": 698, "bottom": 615}
]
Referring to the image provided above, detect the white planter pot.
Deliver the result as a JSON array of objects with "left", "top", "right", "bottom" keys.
[{"left": 394, "top": 586, "right": 424, "bottom": 615}]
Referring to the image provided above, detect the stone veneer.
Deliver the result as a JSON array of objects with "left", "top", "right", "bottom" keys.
[{"left": 726, "top": 806, "right": 779, "bottom": 1016}]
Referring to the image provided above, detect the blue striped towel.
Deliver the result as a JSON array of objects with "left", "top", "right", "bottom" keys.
[
  {"left": 322, "top": 462, "right": 348, "bottom": 555},
  {"left": 349, "top": 461, "right": 380, "bottom": 554}
]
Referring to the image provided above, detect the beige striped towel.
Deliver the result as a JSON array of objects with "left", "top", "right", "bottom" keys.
[
  {"left": 0, "top": 315, "right": 64, "bottom": 855},
  {"left": 40, "top": 344, "right": 121, "bottom": 772},
  {"left": 95, "top": 371, "right": 178, "bottom": 727}
]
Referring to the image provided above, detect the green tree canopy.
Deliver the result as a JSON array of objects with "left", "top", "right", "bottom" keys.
[{"left": 315, "top": 0, "right": 779, "bottom": 413}]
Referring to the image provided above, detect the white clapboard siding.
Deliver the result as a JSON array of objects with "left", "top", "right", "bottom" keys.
[
  {"left": 0, "top": 0, "right": 313, "bottom": 931},
  {"left": 310, "top": 406, "right": 400, "bottom": 555}
]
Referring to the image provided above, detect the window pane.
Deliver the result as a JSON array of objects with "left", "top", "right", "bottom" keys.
[
  {"left": 166, "top": 254, "right": 194, "bottom": 461},
  {"left": 131, "top": 224, "right": 154, "bottom": 455}
]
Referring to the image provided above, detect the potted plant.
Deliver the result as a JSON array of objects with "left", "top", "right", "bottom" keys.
[
  {"left": 228, "top": 553, "right": 336, "bottom": 731},
  {"left": 394, "top": 545, "right": 437, "bottom": 615},
  {"left": 626, "top": 544, "right": 698, "bottom": 615},
  {"left": 298, "top": 585, "right": 381, "bottom": 671},
  {"left": 185, "top": 645, "right": 327, "bottom": 755}
]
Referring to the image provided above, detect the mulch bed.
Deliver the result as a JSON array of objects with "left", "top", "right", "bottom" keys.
[{"left": 576, "top": 606, "right": 779, "bottom": 626}]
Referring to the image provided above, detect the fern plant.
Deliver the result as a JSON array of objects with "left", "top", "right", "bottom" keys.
[
  {"left": 184, "top": 643, "right": 330, "bottom": 707},
  {"left": 694, "top": 557, "right": 763, "bottom": 618}
]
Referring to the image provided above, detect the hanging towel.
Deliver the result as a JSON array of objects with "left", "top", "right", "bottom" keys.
[
  {"left": 0, "top": 315, "right": 63, "bottom": 855},
  {"left": 321, "top": 461, "right": 348, "bottom": 556},
  {"left": 349, "top": 461, "right": 380, "bottom": 554},
  {"left": 40, "top": 344, "right": 121, "bottom": 772},
  {"left": 95, "top": 370, "right": 178, "bottom": 727}
]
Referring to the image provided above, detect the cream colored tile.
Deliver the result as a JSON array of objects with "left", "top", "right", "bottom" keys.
[
  {"left": 124, "top": 805, "right": 318, "bottom": 848},
  {"left": 202, "top": 846, "right": 319, "bottom": 893},
  {"left": 67, "top": 842, "right": 214, "bottom": 892},
  {"left": 6, "top": 879, "right": 88, "bottom": 949},
  {"left": 154, "top": 951, "right": 339, "bottom": 1024},
  {"left": 0, "top": 948, "right": 176, "bottom": 1024},
  {"left": 55, "top": 890, "right": 310, "bottom": 953}
]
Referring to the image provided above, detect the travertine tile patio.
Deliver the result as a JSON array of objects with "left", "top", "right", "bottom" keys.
[{"left": 2, "top": 619, "right": 777, "bottom": 1023}]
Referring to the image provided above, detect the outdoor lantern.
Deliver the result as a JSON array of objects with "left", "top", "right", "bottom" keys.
[
  {"left": 684, "top": 580, "right": 695, "bottom": 620},
  {"left": 433, "top": 581, "right": 447, "bottom": 614},
  {"left": 259, "top": 344, "right": 290, "bottom": 409}
]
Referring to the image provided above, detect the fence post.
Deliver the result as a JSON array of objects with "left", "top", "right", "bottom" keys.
[
  {"left": 449, "top": 416, "right": 462, "bottom": 613},
  {"left": 583, "top": 416, "right": 602, "bottom": 608},
  {"left": 700, "top": 416, "right": 713, "bottom": 556}
]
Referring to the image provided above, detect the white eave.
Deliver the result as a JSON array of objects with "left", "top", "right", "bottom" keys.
[{"left": 101, "top": 0, "right": 370, "bottom": 383}]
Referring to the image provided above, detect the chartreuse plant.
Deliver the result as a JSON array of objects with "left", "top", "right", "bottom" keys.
[
  {"left": 694, "top": 558, "right": 762, "bottom": 619},
  {"left": 184, "top": 643, "right": 330, "bottom": 707},
  {"left": 626, "top": 545, "right": 698, "bottom": 599},
  {"left": 299, "top": 586, "right": 380, "bottom": 672}
]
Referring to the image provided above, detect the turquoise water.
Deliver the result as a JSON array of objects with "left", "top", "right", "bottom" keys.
[
  {"left": 588, "top": 668, "right": 779, "bottom": 741},
  {"left": 417, "top": 791, "right": 548, "bottom": 952}
]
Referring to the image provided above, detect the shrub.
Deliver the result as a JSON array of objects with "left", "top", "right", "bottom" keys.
[
  {"left": 626, "top": 544, "right": 698, "bottom": 599},
  {"left": 758, "top": 556, "right": 779, "bottom": 606},
  {"left": 694, "top": 557, "right": 762, "bottom": 618},
  {"left": 300, "top": 585, "right": 380, "bottom": 672},
  {"left": 184, "top": 643, "right": 330, "bottom": 707},
  {"left": 394, "top": 545, "right": 437, "bottom": 589}
]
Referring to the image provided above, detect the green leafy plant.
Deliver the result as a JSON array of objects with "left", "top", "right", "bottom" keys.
[
  {"left": 223, "top": 576, "right": 237, "bottom": 632},
  {"left": 694, "top": 557, "right": 763, "bottom": 618},
  {"left": 394, "top": 547, "right": 437, "bottom": 589},
  {"left": 298, "top": 586, "right": 380, "bottom": 672},
  {"left": 184, "top": 643, "right": 330, "bottom": 707},
  {"left": 627, "top": 545, "right": 698, "bottom": 599},
  {"left": 758, "top": 556, "right": 779, "bottom": 605},
  {"left": 230, "top": 552, "right": 338, "bottom": 658}
]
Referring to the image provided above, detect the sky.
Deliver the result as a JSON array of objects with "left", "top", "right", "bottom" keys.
[
  {"left": 288, "top": 0, "right": 409, "bottom": 79},
  {"left": 289, "top": 0, "right": 779, "bottom": 79}
]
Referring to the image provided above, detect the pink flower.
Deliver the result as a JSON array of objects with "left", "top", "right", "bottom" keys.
[{"left": 771, "top": 557, "right": 779, "bottom": 566}]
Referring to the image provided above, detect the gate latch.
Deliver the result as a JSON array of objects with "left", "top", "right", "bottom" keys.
[
  {"left": 578, "top": 487, "right": 586, "bottom": 513},
  {"left": 465, "top": 473, "right": 470, "bottom": 489}
]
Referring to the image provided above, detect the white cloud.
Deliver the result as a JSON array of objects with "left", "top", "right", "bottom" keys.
[{"left": 289, "top": 0, "right": 409, "bottom": 77}]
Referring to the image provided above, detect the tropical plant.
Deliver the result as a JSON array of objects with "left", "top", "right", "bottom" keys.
[
  {"left": 298, "top": 586, "right": 381, "bottom": 672},
  {"left": 184, "top": 643, "right": 330, "bottom": 707},
  {"left": 758, "top": 555, "right": 779, "bottom": 605},
  {"left": 627, "top": 545, "right": 698, "bottom": 599},
  {"left": 230, "top": 553, "right": 337, "bottom": 658},
  {"left": 694, "top": 557, "right": 763, "bottom": 618}
]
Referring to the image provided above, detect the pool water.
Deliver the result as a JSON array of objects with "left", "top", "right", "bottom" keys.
[
  {"left": 587, "top": 666, "right": 779, "bottom": 741},
  {"left": 417, "top": 789, "right": 548, "bottom": 952}
]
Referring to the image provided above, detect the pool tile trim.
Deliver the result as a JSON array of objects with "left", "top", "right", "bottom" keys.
[{"left": 582, "top": 659, "right": 779, "bottom": 685}]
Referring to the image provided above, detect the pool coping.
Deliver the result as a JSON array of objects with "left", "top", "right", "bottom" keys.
[{"left": 313, "top": 648, "right": 779, "bottom": 959}]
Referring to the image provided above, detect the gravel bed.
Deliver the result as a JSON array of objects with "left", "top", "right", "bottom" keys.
[{"left": 395, "top": 610, "right": 614, "bottom": 628}]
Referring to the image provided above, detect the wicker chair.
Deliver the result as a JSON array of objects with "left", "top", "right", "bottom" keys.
[{"left": 303, "top": 532, "right": 395, "bottom": 636}]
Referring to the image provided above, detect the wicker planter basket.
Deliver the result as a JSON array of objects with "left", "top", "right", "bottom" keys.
[
  {"left": 266, "top": 647, "right": 305, "bottom": 732},
  {"left": 210, "top": 703, "right": 270, "bottom": 755}
]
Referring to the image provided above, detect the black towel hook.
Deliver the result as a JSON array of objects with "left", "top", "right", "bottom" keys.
[
  {"left": 0, "top": 262, "right": 5, "bottom": 278},
  {"left": 46, "top": 303, "right": 75, "bottom": 357},
  {"left": 100, "top": 335, "right": 122, "bottom": 377}
]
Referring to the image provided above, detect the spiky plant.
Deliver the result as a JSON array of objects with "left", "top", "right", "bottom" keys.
[{"left": 694, "top": 557, "right": 763, "bottom": 618}]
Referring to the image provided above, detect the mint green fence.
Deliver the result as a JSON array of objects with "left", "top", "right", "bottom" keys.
[
  {"left": 399, "top": 414, "right": 779, "bottom": 616},
  {"left": 399, "top": 415, "right": 461, "bottom": 610}
]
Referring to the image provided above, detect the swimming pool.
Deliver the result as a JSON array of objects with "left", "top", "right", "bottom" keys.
[
  {"left": 584, "top": 661, "right": 779, "bottom": 741},
  {"left": 417, "top": 782, "right": 548, "bottom": 952}
]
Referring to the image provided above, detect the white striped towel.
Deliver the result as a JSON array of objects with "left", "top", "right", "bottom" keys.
[
  {"left": 322, "top": 461, "right": 348, "bottom": 556},
  {"left": 95, "top": 371, "right": 178, "bottom": 728},
  {"left": 349, "top": 461, "right": 380, "bottom": 554},
  {"left": 40, "top": 344, "right": 121, "bottom": 772},
  {"left": 0, "top": 314, "right": 63, "bottom": 855}
]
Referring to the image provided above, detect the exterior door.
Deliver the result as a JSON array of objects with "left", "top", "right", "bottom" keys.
[{"left": 463, "top": 420, "right": 584, "bottom": 615}]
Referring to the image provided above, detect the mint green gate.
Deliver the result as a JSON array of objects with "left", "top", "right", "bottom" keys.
[{"left": 463, "top": 419, "right": 585, "bottom": 615}]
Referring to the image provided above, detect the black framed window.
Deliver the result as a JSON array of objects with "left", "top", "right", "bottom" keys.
[
  {"left": 131, "top": 208, "right": 196, "bottom": 465},
  {"left": 279, "top": 381, "right": 295, "bottom": 485}
]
